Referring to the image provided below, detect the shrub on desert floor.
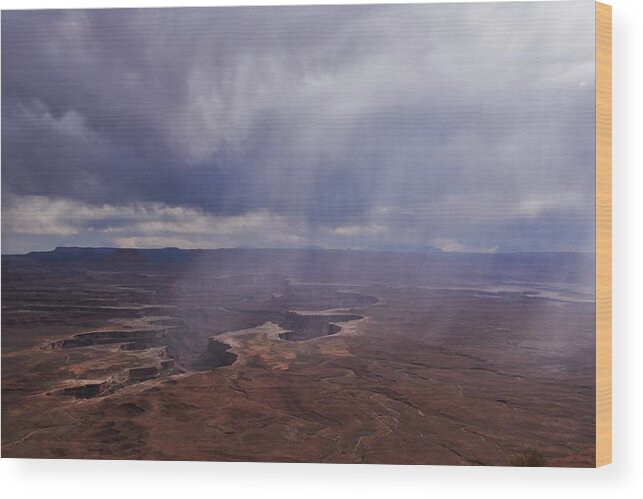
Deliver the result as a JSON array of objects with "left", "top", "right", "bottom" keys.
[{"left": 510, "top": 448, "right": 548, "bottom": 467}]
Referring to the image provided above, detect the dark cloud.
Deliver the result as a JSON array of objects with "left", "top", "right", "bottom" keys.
[{"left": 2, "top": 2, "right": 596, "bottom": 253}]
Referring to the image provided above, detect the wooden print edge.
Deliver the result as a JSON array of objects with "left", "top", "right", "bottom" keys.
[{"left": 595, "top": 1, "right": 612, "bottom": 468}]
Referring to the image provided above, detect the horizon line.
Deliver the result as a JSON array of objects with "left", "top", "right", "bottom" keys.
[{"left": 1, "top": 245, "right": 598, "bottom": 257}]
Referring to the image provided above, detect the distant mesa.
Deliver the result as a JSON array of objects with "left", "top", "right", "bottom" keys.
[
  {"left": 4, "top": 246, "right": 596, "bottom": 289},
  {"left": 102, "top": 248, "right": 151, "bottom": 268}
]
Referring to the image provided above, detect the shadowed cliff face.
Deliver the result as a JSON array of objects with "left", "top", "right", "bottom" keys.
[
  {"left": 278, "top": 313, "right": 363, "bottom": 341},
  {"left": 189, "top": 339, "right": 237, "bottom": 372},
  {"left": 46, "top": 330, "right": 159, "bottom": 350}
]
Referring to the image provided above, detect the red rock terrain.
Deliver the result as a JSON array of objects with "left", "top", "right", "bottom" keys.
[{"left": 1, "top": 248, "right": 595, "bottom": 465}]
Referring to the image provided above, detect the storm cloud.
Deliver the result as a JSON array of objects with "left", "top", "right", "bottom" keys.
[{"left": 1, "top": 2, "right": 596, "bottom": 254}]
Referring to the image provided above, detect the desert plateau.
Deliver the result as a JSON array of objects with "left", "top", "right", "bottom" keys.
[{"left": 1, "top": 247, "right": 596, "bottom": 465}]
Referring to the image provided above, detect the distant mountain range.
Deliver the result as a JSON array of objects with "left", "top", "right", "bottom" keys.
[{"left": 2, "top": 246, "right": 595, "bottom": 289}]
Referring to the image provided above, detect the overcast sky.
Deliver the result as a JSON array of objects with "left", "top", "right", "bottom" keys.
[{"left": 1, "top": 2, "right": 595, "bottom": 254}]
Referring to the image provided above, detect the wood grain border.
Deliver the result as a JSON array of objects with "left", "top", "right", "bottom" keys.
[{"left": 595, "top": 1, "right": 612, "bottom": 468}]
